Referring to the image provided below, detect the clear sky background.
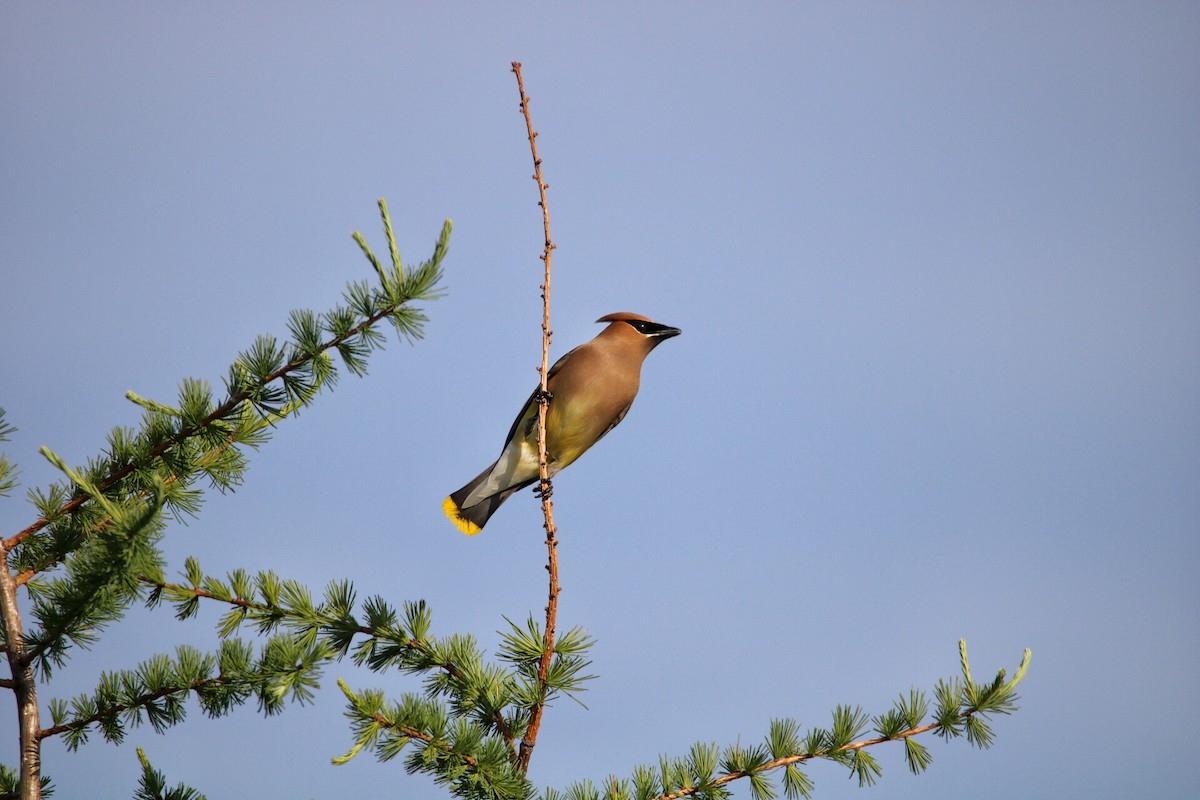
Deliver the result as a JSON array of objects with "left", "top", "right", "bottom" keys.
[{"left": 2, "top": 3, "right": 1197, "bottom": 799}]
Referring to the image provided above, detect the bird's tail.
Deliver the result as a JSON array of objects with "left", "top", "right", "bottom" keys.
[
  {"left": 443, "top": 462, "right": 529, "bottom": 535},
  {"left": 443, "top": 493, "right": 487, "bottom": 535}
]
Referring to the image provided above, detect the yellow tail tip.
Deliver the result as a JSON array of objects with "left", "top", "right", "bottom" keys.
[{"left": 443, "top": 496, "right": 482, "bottom": 536}]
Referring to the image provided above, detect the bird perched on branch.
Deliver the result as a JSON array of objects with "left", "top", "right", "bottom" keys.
[{"left": 443, "top": 312, "right": 681, "bottom": 534}]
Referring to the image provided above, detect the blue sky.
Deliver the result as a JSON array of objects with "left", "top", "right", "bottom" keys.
[{"left": 2, "top": 3, "right": 1197, "bottom": 798}]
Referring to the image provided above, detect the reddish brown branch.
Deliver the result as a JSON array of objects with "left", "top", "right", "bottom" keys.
[{"left": 511, "top": 61, "right": 560, "bottom": 775}]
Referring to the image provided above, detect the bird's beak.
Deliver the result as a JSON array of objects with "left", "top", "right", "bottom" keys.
[{"left": 654, "top": 326, "right": 682, "bottom": 340}]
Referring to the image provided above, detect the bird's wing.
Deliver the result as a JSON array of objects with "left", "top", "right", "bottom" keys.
[
  {"left": 595, "top": 403, "right": 632, "bottom": 443},
  {"left": 500, "top": 346, "right": 577, "bottom": 450}
]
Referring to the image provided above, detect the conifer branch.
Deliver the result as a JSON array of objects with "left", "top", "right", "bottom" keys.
[
  {"left": 141, "top": 567, "right": 519, "bottom": 751},
  {"left": 511, "top": 59, "right": 560, "bottom": 776},
  {"left": 336, "top": 678, "right": 530, "bottom": 799},
  {"left": 38, "top": 637, "right": 333, "bottom": 750},
  {"left": 6, "top": 206, "right": 450, "bottom": 556},
  {"left": 18, "top": 460, "right": 166, "bottom": 675},
  {"left": 12, "top": 380, "right": 329, "bottom": 589},
  {"left": 542, "top": 641, "right": 1031, "bottom": 800},
  {"left": 7, "top": 299, "right": 396, "bottom": 552},
  {"left": 36, "top": 677, "right": 227, "bottom": 743},
  {"left": 642, "top": 719, "right": 958, "bottom": 800},
  {"left": 363, "top": 709, "right": 479, "bottom": 768}
]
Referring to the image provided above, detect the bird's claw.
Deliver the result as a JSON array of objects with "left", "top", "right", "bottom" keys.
[
  {"left": 533, "top": 480, "right": 554, "bottom": 500},
  {"left": 534, "top": 389, "right": 554, "bottom": 404}
]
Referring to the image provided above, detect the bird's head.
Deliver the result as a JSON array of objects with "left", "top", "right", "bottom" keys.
[{"left": 596, "top": 312, "right": 681, "bottom": 351}]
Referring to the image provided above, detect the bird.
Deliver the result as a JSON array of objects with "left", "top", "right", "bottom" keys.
[{"left": 443, "top": 312, "right": 681, "bottom": 535}]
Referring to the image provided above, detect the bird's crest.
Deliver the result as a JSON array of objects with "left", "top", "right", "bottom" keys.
[{"left": 596, "top": 312, "right": 654, "bottom": 323}]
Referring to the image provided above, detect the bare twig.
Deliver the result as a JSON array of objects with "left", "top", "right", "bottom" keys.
[{"left": 511, "top": 61, "right": 559, "bottom": 775}]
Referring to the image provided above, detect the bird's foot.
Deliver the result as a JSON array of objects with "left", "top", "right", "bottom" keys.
[
  {"left": 534, "top": 389, "right": 554, "bottom": 404},
  {"left": 533, "top": 480, "right": 554, "bottom": 500}
]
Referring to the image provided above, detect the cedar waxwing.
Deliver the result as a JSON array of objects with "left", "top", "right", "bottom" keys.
[{"left": 443, "top": 312, "right": 681, "bottom": 534}]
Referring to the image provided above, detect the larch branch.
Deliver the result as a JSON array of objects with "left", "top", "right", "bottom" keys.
[
  {"left": 652, "top": 720, "right": 955, "bottom": 800},
  {"left": 140, "top": 575, "right": 518, "bottom": 751},
  {"left": 35, "top": 677, "right": 228, "bottom": 741},
  {"left": 369, "top": 712, "right": 480, "bottom": 768},
  {"left": 6, "top": 296, "right": 415, "bottom": 553}
]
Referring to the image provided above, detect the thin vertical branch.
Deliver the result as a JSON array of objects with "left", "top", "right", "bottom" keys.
[
  {"left": 0, "top": 541, "right": 42, "bottom": 800},
  {"left": 511, "top": 60, "right": 559, "bottom": 775}
]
